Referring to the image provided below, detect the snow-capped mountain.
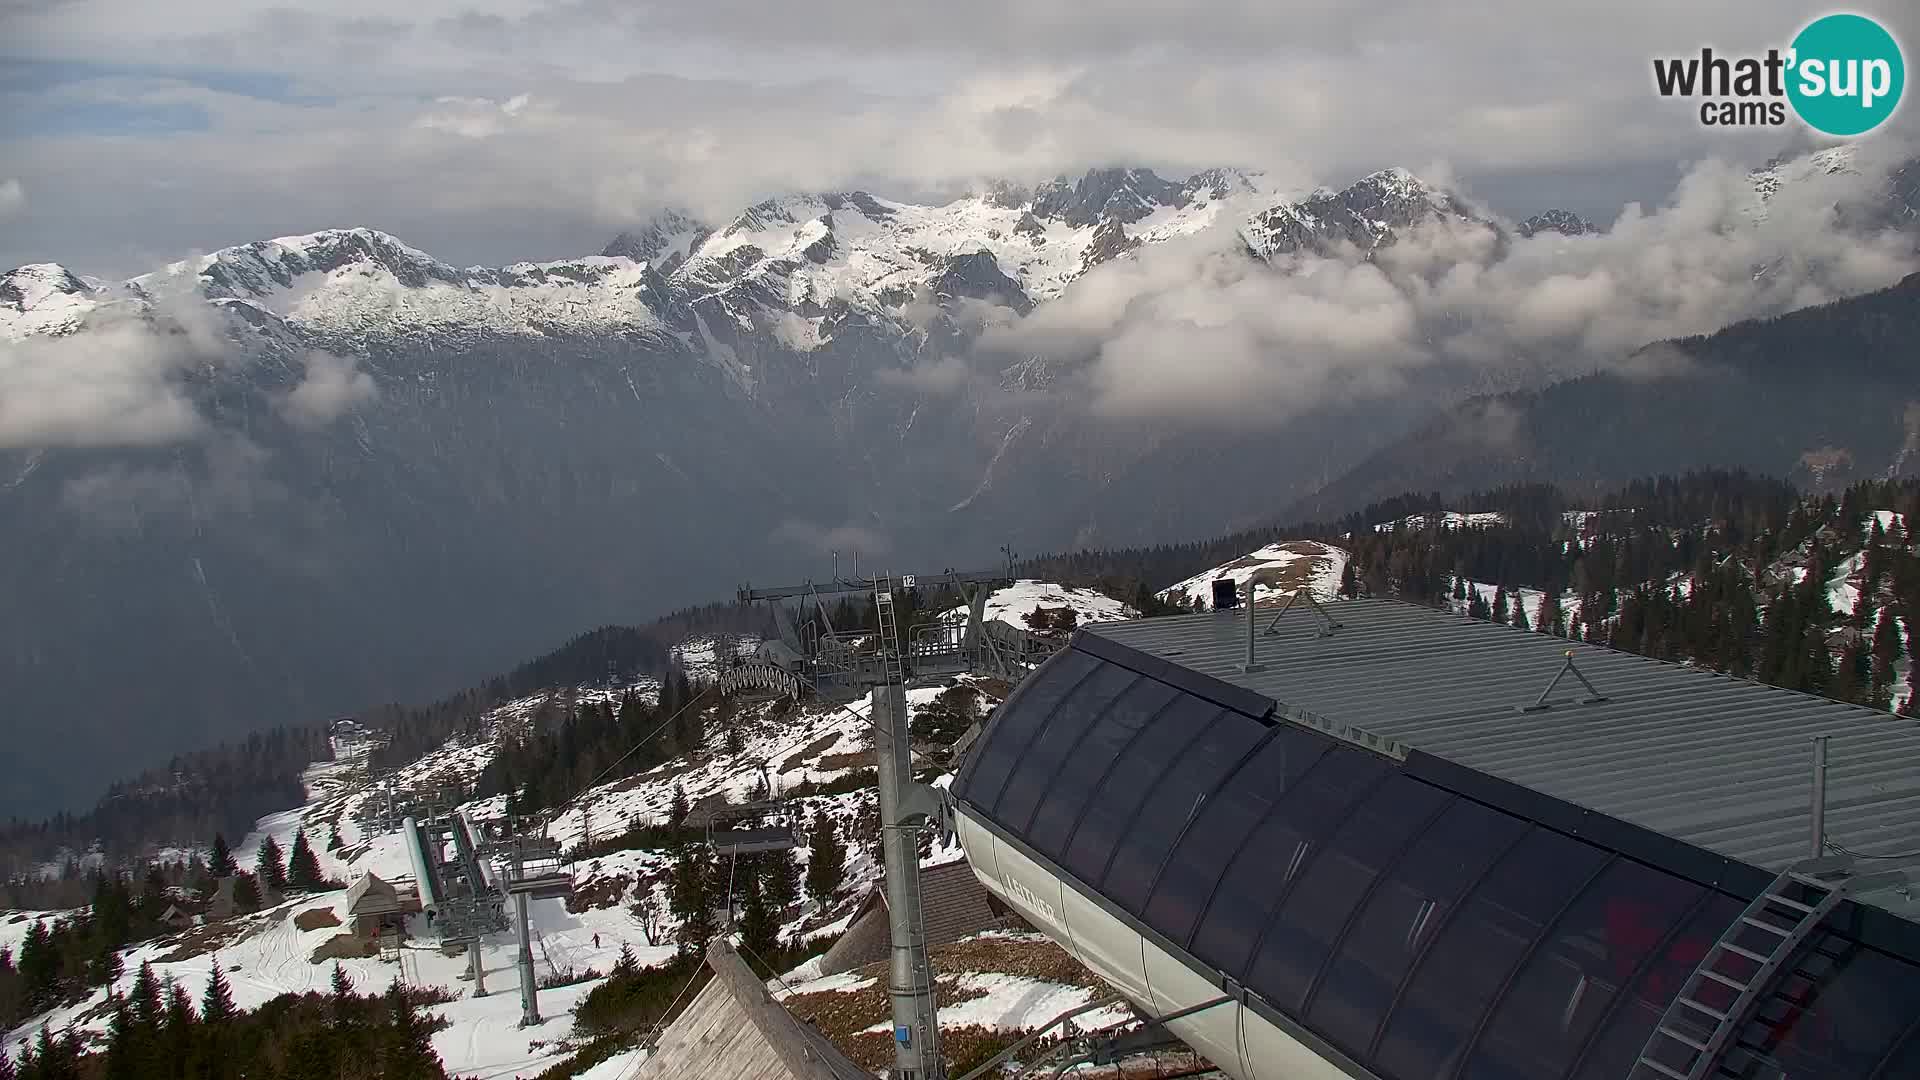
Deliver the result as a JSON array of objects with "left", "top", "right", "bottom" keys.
[
  {"left": 1242, "top": 167, "right": 1492, "bottom": 259},
  {"left": 0, "top": 263, "right": 106, "bottom": 340},
  {"left": 6, "top": 151, "right": 1918, "bottom": 819},
  {"left": 1517, "top": 209, "right": 1600, "bottom": 238}
]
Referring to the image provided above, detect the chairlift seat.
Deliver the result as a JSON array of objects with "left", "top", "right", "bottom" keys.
[{"left": 711, "top": 826, "right": 798, "bottom": 855}]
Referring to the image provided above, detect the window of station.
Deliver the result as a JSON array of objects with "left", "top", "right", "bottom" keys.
[
  {"left": 1023, "top": 677, "right": 1182, "bottom": 859},
  {"left": 954, "top": 649, "right": 1099, "bottom": 809},
  {"left": 1099, "top": 708, "right": 1266, "bottom": 915},
  {"left": 1751, "top": 943, "right": 1920, "bottom": 1078},
  {"left": 1568, "top": 890, "right": 1739, "bottom": 1080},
  {"left": 1140, "top": 724, "right": 1332, "bottom": 945},
  {"left": 989, "top": 661, "right": 1140, "bottom": 834},
  {"left": 1373, "top": 826, "right": 1609, "bottom": 1080},
  {"left": 1056, "top": 693, "right": 1221, "bottom": 889},
  {"left": 1187, "top": 746, "right": 1392, "bottom": 978},
  {"left": 1305, "top": 795, "right": 1529, "bottom": 1061},
  {"left": 1462, "top": 856, "right": 1701, "bottom": 1080},
  {"left": 1243, "top": 775, "right": 1451, "bottom": 1014}
]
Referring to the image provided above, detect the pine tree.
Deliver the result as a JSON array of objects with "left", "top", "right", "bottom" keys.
[
  {"left": 0, "top": 1043, "right": 13, "bottom": 1080},
  {"left": 1338, "top": 562, "right": 1359, "bottom": 599},
  {"left": 287, "top": 829, "right": 324, "bottom": 890},
  {"left": 326, "top": 825, "right": 344, "bottom": 852},
  {"left": 130, "top": 962, "right": 163, "bottom": 1032},
  {"left": 1452, "top": 575, "right": 1467, "bottom": 602},
  {"left": 1510, "top": 594, "right": 1531, "bottom": 631},
  {"left": 255, "top": 836, "right": 286, "bottom": 893},
  {"left": 612, "top": 944, "right": 638, "bottom": 978},
  {"left": 1871, "top": 607, "right": 1904, "bottom": 708},
  {"left": 105, "top": 996, "right": 137, "bottom": 1080},
  {"left": 1492, "top": 585, "right": 1510, "bottom": 625},
  {"left": 200, "top": 961, "right": 235, "bottom": 1024},
  {"left": 208, "top": 834, "right": 235, "bottom": 879},
  {"left": 381, "top": 980, "right": 445, "bottom": 1080},
  {"left": 738, "top": 876, "right": 779, "bottom": 962},
  {"left": 231, "top": 873, "right": 261, "bottom": 914},
  {"left": 667, "top": 784, "right": 691, "bottom": 850},
  {"left": 1466, "top": 587, "right": 1491, "bottom": 620},
  {"left": 330, "top": 962, "right": 354, "bottom": 1019},
  {"left": 763, "top": 846, "right": 800, "bottom": 913},
  {"left": 804, "top": 811, "right": 846, "bottom": 910}
]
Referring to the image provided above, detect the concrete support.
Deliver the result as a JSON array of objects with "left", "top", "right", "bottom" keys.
[{"left": 469, "top": 940, "right": 488, "bottom": 997}]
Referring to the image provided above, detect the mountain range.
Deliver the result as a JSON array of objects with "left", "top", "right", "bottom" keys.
[{"left": 3, "top": 148, "right": 1917, "bottom": 816}]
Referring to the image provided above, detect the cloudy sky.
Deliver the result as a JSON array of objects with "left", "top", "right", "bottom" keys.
[{"left": 1, "top": 0, "right": 1917, "bottom": 277}]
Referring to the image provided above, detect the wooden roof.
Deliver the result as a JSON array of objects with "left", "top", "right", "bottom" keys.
[{"left": 633, "top": 939, "right": 868, "bottom": 1080}]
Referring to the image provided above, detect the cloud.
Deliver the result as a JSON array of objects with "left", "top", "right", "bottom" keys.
[
  {"left": 0, "top": 180, "right": 23, "bottom": 220},
  {"left": 877, "top": 355, "right": 970, "bottom": 394},
  {"left": 980, "top": 149, "right": 1920, "bottom": 425},
  {"left": 4, "top": 0, "right": 1916, "bottom": 276},
  {"left": 770, "top": 519, "right": 893, "bottom": 558},
  {"left": 279, "top": 350, "right": 377, "bottom": 428},
  {"left": 57, "top": 433, "right": 276, "bottom": 528},
  {"left": 0, "top": 295, "right": 235, "bottom": 448}
]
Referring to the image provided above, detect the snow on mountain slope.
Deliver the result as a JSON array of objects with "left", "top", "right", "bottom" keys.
[
  {"left": 126, "top": 228, "right": 673, "bottom": 343},
  {"left": 1159, "top": 541, "right": 1350, "bottom": 608},
  {"left": 1373, "top": 510, "right": 1511, "bottom": 532},
  {"left": 2, "top": 620, "right": 1049, "bottom": 1074},
  {"left": 0, "top": 264, "right": 106, "bottom": 341},
  {"left": 1242, "top": 167, "right": 1492, "bottom": 260},
  {"left": 0, "top": 167, "right": 1290, "bottom": 347},
  {"left": 940, "top": 580, "right": 1138, "bottom": 632}
]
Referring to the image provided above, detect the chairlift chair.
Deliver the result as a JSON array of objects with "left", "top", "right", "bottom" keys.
[{"left": 707, "top": 760, "right": 799, "bottom": 857}]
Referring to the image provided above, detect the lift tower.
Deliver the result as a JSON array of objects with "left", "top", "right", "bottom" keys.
[{"left": 738, "top": 568, "right": 1059, "bottom": 1080}]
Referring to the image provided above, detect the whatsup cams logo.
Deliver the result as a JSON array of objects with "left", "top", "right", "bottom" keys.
[{"left": 1654, "top": 13, "right": 1905, "bottom": 135}]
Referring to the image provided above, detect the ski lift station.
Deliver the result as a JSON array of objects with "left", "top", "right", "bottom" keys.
[{"left": 949, "top": 597, "right": 1920, "bottom": 1080}]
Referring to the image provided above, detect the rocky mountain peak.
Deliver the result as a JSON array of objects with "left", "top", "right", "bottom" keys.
[
  {"left": 1032, "top": 167, "right": 1187, "bottom": 228},
  {"left": 601, "top": 209, "right": 709, "bottom": 269},
  {"left": 1517, "top": 209, "right": 1601, "bottom": 238}
]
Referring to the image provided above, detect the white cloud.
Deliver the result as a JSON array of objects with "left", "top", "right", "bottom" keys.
[
  {"left": 0, "top": 295, "right": 236, "bottom": 449},
  {"left": 982, "top": 150, "right": 1920, "bottom": 425},
  {"left": 4, "top": 0, "right": 1916, "bottom": 275},
  {"left": 279, "top": 350, "right": 377, "bottom": 428}
]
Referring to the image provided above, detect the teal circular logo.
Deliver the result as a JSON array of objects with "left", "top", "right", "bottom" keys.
[{"left": 1787, "top": 14, "right": 1905, "bottom": 136}]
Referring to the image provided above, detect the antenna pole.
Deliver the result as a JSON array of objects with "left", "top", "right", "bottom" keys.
[{"left": 1810, "top": 735, "right": 1830, "bottom": 860}]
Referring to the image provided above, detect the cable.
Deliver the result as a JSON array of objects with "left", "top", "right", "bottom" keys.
[
  {"left": 1824, "top": 838, "right": 1920, "bottom": 861},
  {"left": 556, "top": 684, "right": 719, "bottom": 825},
  {"left": 737, "top": 939, "right": 802, "bottom": 1001}
]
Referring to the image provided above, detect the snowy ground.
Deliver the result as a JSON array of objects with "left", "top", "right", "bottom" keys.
[
  {"left": 1159, "top": 541, "right": 1349, "bottom": 608},
  {"left": 2, "top": 639, "right": 1036, "bottom": 1076},
  {"left": 939, "top": 580, "right": 1137, "bottom": 632}
]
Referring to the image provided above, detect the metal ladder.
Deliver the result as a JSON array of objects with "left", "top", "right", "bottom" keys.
[
  {"left": 1634, "top": 861, "right": 1852, "bottom": 1080},
  {"left": 874, "top": 576, "right": 905, "bottom": 686}
]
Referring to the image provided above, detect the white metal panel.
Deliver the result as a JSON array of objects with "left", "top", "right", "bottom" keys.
[
  {"left": 1238, "top": 996, "right": 1353, "bottom": 1080},
  {"left": 1141, "top": 944, "right": 1244, "bottom": 1075},
  {"left": 1057, "top": 885, "right": 1151, "bottom": 1001}
]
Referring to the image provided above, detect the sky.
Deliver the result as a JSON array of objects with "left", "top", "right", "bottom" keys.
[{"left": 2, "top": 0, "right": 1917, "bottom": 278}]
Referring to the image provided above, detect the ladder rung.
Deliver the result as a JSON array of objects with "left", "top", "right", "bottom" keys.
[
  {"left": 1718, "top": 942, "right": 1768, "bottom": 962},
  {"left": 1636, "top": 1057, "right": 1690, "bottom": 1080},
  {"left": 1698, "top": 969, "right": 1749, "bottom": 992},
  {"left": 1678, "top": 997, "right": 1730, "bottom": 1021},
  {"left": 1658, "top": 1025, "right": 1709, "bottom": 1051},
  {"left": 1741, "top": 916, "right": 1793, "bottom": 936},
  {"left": 1762, "top": 892, "right": 1817, "bottom": 914}
]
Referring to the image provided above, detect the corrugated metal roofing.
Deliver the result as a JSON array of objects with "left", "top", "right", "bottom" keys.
[{"left": 1086, "top": 599, "right": 1920, "bottom": 922}]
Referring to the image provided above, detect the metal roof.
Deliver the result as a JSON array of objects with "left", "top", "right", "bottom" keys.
[{"left": 1084, "top": 599, "right": 1920, "bottom": 923}]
